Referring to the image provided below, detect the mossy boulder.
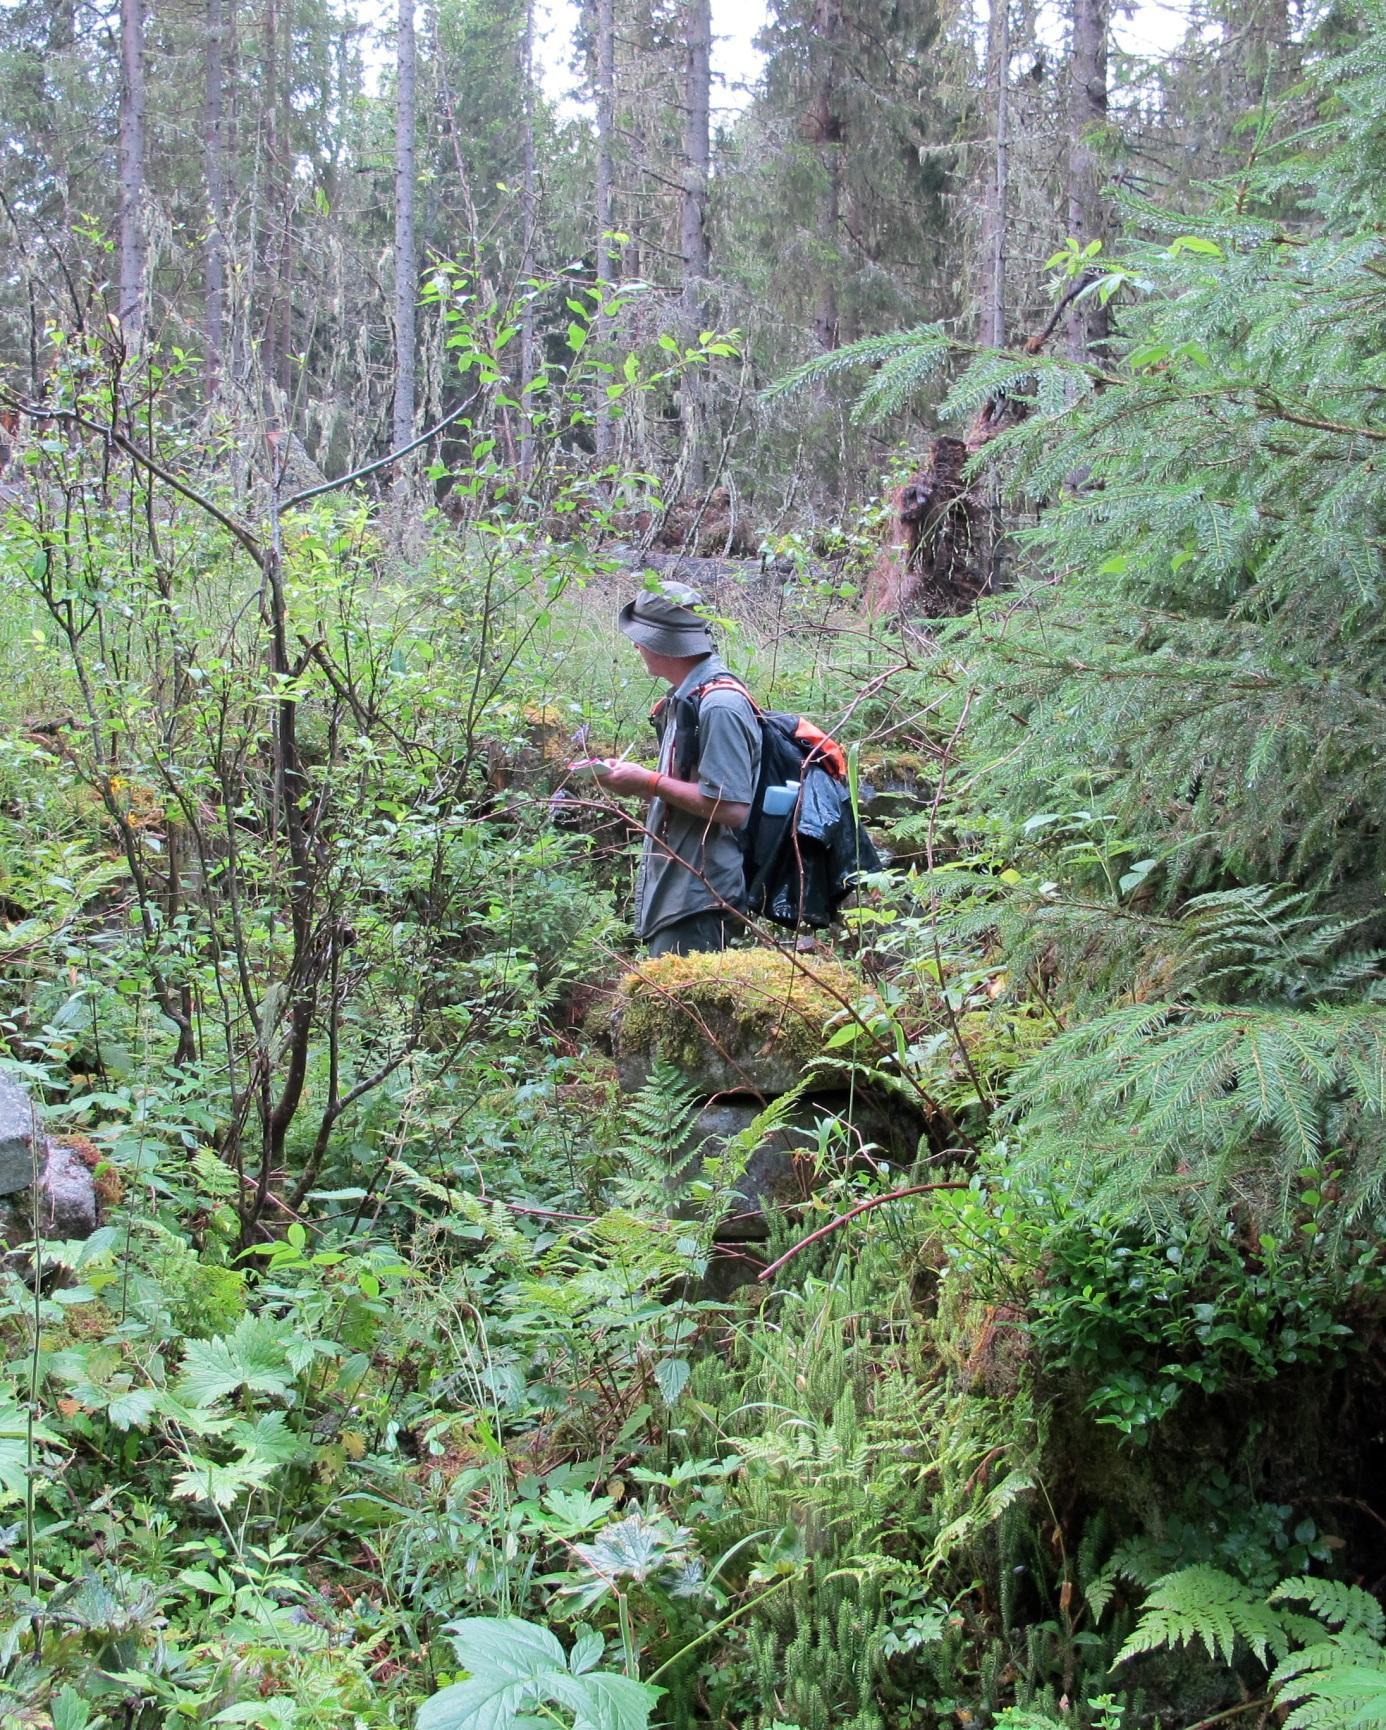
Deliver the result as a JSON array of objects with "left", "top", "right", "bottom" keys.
[
  {"left": 858, "top": 751, "right": 935, "bottom": 865},
  {"left": 593, "top": 948, "right": 866, "bottom": 1096}
]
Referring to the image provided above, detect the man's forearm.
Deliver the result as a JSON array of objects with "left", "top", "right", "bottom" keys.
[
  {"left": 652, "top": 771, "right": 749, "bottom": 829},
  {"left": 582, "top": 757, "right": 750, "bottom": 828}
]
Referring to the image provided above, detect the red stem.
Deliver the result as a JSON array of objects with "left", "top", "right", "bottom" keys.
[{"left": 758, "top": 1181, "right": 967, "bottom": 1281}]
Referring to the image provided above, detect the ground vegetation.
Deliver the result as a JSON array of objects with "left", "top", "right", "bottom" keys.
[{"left": 0, "top": 2, "right": 1381, "bottom": 1729}]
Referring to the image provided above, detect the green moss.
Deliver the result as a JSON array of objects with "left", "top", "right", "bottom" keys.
[
  {"left": 949, "top": 1002, "right": 1053, "bottom": 1082},
  {"left": 603, "top": 947, "right": 865, "bottom": 1068},
  {"left": 861, "top": 749, "right": 934, "bottom": 788}
]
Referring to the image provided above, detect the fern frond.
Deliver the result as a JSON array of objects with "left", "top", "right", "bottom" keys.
[
  {"left": 1277, "top": 1660, "right": 1386, "bottom": 1730},
  {"left": 1272, "top": 1579, "right": 1386, "bottom": 1644},
  {"left": 623, "top": 1057, "right": 702, "bottom": 1158},
  {"left": 1115, "top": 1566, "right": 1292, "bottom": 1667},
  {"left": 1274, "top": 1637, "right": 1386, "bottom": 1692},
  {"left": 1086, "top": 1538, "right": 1167, "bottom": 1622}
]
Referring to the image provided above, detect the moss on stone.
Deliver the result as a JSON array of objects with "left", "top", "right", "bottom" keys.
[
  {"left": 601, "top": 947, "right": 865, "bottom": 1070},
  {"left": 861, "top": 749, "right": 934, "bottom": 788}
]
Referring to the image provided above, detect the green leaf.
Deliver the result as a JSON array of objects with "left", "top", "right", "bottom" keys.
[
  {"left": 1169, "top": 234, "right": 1225, "bottom": 257},
  {"left": 178, "top": 1315, "right": 297, "bottom": 1407},
  {"left": 419, "top": 1618, "right": 659, "bottom": 1730},
  {"left": 234, "top": 1409, "right": 300, "bottom": 1465},
  {"left": 212, "top": 1699, "right": 297, "bottom": 1726},
  {"left": 653, "top": 1357, "right": 689, "bottom": 1406},
  {"left": 51, "top": 1686, "right": 92, "bottom": 1730},
  {"left": 0, "top": 1391, "right": 59, "bottom": 1504},
  {"left": 444, "top": 1615, "right": 567, "bottom": 1679},
  {"left": 576, "top": 1514, "right": 670, "bottom": 1583},
  {"left": 172, "top": 1454, "right": 277, "bottom": 1508},
  {"left": 1126, "top": 343, "right": 1170, "bottom": 370},
  {"left": 568, "top": 1631, "right": 604, "bottom": 1675},
  {"left": 105, "top": 1387, "right": 158, "bottom": 1431},
  {"left": 568, "top": 1674, "right": 659, "bottom": 1730}
]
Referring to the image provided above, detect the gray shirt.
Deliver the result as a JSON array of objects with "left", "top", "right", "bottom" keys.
[{"left": 633, "top": 653, "right": 761, "bottom": 941}]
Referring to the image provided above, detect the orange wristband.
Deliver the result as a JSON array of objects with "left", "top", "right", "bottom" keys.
[{"left": 651, "top": 772, "right": 667, "bottom": 799}]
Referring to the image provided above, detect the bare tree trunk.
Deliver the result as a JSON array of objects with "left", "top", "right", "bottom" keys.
[
  {"left": 979, "top": 0, "right": 1009, "bottom": 348},
  {"left": 679, "top": 0, "right": 711, "bottom": 490},
  {"left": 1066, "top": 0, "right": 1108, "bottom": 361},
  {"left": 205, "top": 0, "right": 229, "bottom": 398},
  {"left": 392, "top": 0, "right": 418, "bottom": 479},
  {"left": 259, "top": 0, "right": 294, "bottom": 415},
  {"left": 1225, "top": 0, "right": 1293, "bottom": 129},
  {"left": 594, "top": 0, "right": 616, "bottom": 461},
  {"left": 117, "top": 0, "right": 146, "bottom": 341},
  {"left": 518, "top": 0, "right": 536, "bottom": 483},
  {"left": 809, "top": 0, "right": 842, "bottom": 352}
]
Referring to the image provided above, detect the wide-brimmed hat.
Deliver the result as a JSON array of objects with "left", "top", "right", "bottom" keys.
[{"left": 617, "top": 580, "right": 715, "bottom": 658}]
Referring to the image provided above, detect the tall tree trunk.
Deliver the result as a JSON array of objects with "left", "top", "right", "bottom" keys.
[
  {"left": 117, "top": 0, "right": 146, "bottom": 341},
  {"left": 1066, "top": 0, "right": 1108, "bottom": 362},
  {"left": 809, "top": 0, "right": 842, "bottom": 352},
  {"left": 594, "top": 0, "right": 616, "bottom": 461},
  {"left": 1231, "top": 0, "right": 1295, "bottom": 147},
  {"left": 259, "top": 0, "right": 294, "bottom": 418},
  {"left": 679, "top": 0, "right": 711, "bottom": 490},
  {"left": 518, "top": 0, "right": 536, "bottom": 483},
  {"left": 205, "top": 0, "right": 229, "bottom": 398},
  {"left": 979, "top": 0, "right": 1009, "bottom": 348},
  {"left": 392, "top": 0, "right": 417, "bottom": 477}
]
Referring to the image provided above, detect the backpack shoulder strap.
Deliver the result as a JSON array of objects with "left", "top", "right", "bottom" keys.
[
  {"left": 672, "top": 674, "right": 761, "bottom": 783},
  {"left": 694, "top": 674, "right": 761, "bottom": 714}
]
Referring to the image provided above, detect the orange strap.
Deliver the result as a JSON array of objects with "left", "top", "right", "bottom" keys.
[{"left": 696, "top": 674, "right": 760, "bottom": 712}]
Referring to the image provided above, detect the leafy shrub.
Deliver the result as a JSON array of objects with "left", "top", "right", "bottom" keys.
[{"left": 1030, "top": 1209, "right": 1373, "bottom": 1438}]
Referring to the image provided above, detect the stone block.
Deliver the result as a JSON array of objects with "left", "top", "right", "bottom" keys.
[
  {"left": 38, "top": 1141, "right": 99, "bottom": 1240},
  {"left": 678, "top": 1099, "right": 821, "bottom": 1240},
  {"left": 0, "top": 1076, "right": 100, "bottom": 1256},
  {"left": 673, "top": 1092, "right": 925, "bottom": 1242},
  {"left": 595, "top": 948, "right": 866, "bottom": 1099},
  {"left": 0, "top": 1075, "right": 41, "bottom": 1197}
]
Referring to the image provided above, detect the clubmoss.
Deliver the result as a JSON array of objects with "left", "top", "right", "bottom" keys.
[{"left": 598, "top": 947, "right": 866, "bottom": 1071}]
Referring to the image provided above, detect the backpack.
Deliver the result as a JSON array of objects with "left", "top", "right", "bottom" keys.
[{"left": 671, "top": 675, "right": 883, "bottom": 929}]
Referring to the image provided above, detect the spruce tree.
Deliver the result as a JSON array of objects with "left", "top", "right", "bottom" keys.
[{"left": 943, "top": 16, "right": 1386, "bottom": 1223}]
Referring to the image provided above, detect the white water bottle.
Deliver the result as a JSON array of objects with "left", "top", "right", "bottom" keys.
[{"left": 761, "top": 779, "right": 801, "bottom": 817}]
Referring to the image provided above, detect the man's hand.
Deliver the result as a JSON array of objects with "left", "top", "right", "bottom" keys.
[
  {"left": 568, "top": 759, "right": 748, "bottom": 829},
  {"left": 570, "top": 756, "right": 655, "bottom": 797}
]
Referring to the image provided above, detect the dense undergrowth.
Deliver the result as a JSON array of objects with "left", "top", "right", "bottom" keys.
[{"left": 0, "top": 16, "right": 1384, "bottom": 1730}]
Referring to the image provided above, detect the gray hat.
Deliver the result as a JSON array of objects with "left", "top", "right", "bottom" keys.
[{"left": 617, "top": 580, "right": 715, "bottom": 658}]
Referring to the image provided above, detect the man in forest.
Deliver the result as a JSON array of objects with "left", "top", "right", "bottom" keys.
[{"left": 573, "top": 582, "right": 761, "bottom": 957}]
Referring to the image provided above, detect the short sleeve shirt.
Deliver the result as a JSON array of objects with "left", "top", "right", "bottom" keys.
[{"left": 633, "top": 653, "right": 761, "bottom": 941}]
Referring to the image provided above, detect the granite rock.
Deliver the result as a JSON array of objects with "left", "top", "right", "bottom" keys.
[
  {"left": 37, "top": 1141, "right": 99, "bottom": 1240},
  {"left": 676, "top": 1099, "right": 821, "bottom": 1241},
  {"left": 672, "top": 1092, "right": 924, "bottom": 1243},
  {"left": 0, "top": 1075, "right": 41, "bottom": 1196},
  {"left": 0, "top": 1075, "right": 100, "bottom": 1255}
]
